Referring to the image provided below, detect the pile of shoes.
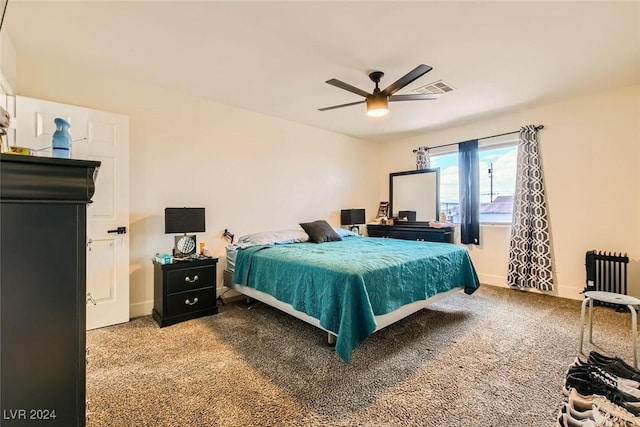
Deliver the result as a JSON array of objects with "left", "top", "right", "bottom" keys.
[
  {"left": 558, "top": 351, "right": 640, "bottom": 426},
  {"left": 556, "top": 351, "right": 640, "bottom": 427}
]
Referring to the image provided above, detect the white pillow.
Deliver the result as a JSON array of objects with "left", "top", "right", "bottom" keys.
[
  {"left": 333, "top": 227, "right": 359, "bottom": 238},
  {"left": 235, "top": 229, "right": 309, "bottom": 248}
]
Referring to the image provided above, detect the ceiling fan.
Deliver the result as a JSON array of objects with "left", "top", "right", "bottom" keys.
[{"left": 319, "top": 64, "right": 439, "bottom": 117}]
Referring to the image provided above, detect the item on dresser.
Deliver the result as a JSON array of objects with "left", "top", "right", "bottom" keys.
[
  {"left": 398, "top": 210, "right": 417, "bottom": 222},
  {"left": 154, "top": 253, "right": 173, "bottom": 265},
  {"left": 52, "top": 117, "right": 72, "bottom": 159},
  {"left": 7, "top": 146, "right": 35, "bottom": 155},
  {"left": 428, "top": 221, "right": 455, "bottom": 228},
  {"left": 153, "top": 257, "right": 219, "bottom": 327},
  {"left": 226, "top": 235, "right": 480, "bottom": 363},
  {"left": 376, "top": 201, "right": 389, "bottom": 218}
]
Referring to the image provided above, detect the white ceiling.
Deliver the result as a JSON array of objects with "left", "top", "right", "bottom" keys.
[{"left": 4, "top": 1, "right": 640, "bottom": 141}]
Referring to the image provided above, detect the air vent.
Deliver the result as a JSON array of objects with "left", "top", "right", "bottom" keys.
[{"left": 413, "top": 80, "right": 455, "bottom": 94}]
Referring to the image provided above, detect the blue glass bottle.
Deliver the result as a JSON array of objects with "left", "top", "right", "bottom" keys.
[{"left": 52, "top": 118, "right": 72, "bottom": 159}]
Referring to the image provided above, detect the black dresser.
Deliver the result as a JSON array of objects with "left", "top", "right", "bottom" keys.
[
  {"left": 367, "top": 222, "right": 454, "bottom": 243},
  {"left": 153, "top": 257, "right": 219, "bottom": 327},
  {"left": 1, "top": 154, "right": 100, "bottom": 427}
]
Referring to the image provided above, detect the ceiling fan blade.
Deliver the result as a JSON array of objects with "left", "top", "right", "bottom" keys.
[
  {"left": 389, "top": 94, "right": 440, "bottom": 102},
  {"left": 318, "top": 100, "right": 366, "bottom": 112},
  {"left": 326, "top": 79, "right": 371, "bottom": 98},
  {"left": 381, "top": 64, "right": 433, "bottom": 96}
]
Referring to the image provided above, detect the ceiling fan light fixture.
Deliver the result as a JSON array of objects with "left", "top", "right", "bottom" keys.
[
  {"left": 320, "top": 65, "right": 434, "bottom": 116},
  {"left": 366, "top": 95, "right": 389, "bottom": 117}
]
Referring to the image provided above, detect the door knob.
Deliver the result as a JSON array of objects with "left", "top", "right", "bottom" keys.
[{"left": 107, "top": 226, "right": 127, "bottom": 234}]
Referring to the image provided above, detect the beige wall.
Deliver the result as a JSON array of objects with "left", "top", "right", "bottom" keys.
[
  {"left": 17, "top": 52, "right": 381, "bottom": 317},
  {"left": 380, "top": 84, "right": 640, "bottom": 299},
  {"left": 15, "top": 48, "right": 640, "bottom": 316}
]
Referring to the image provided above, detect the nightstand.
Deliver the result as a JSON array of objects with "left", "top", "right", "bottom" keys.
[{"left": 152, "top": 257, "right": 219, "bottom": 327}]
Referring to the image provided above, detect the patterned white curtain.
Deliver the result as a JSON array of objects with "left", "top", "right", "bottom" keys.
[
  {"left": 507, "top": 125, "right": 552, "bottom": 290},
  {"left": 414, "top": 146, "right": 431, "bottom": 170}
]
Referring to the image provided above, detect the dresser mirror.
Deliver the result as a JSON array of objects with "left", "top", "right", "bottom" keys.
[{"left": 389, "top": 168, "right": 440, "bottom": 222}]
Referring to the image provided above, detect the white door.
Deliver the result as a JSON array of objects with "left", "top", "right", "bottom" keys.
[{"left": 15, "top": 96, "right": 130, "bottom": 330}]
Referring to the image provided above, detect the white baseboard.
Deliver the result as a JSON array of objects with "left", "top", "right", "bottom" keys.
[
  {"left": 478, "top": 273, "right": 584, "bottom": 301},
  {"left": 129, "top": 300, "right": 153, "bottom": 319},
  {"left": 478, "top": 273, "right": 507, "bottom": 287}
]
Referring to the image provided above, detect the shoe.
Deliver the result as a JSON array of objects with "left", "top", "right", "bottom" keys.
[
  {"left": 565, "top": 372, "right": 623, "bottom": 404},
  {"left": 565, "top": 389, "right": 640, "bottom": 427},
  {"left": 572, "top": 357, "right": 640, "bottom": 390},
  {"left": 564, "top": 373, "right": 640, "bottom": 416},
  {"left": 568, "top": 364, "right": 640, "bottom": 402},
  {"left": 589, "top": 352, "right": 640, "bottom": 382},
  {"left": 557, "top": 410, "right": 598, "bottom": 427},
  {"left": 589, "top": 352, "right": 640, "bottom": 376},
  {"left": 591, "top": 361, "right": 640, "bottom": 383},
  {"left": 591, "top": 408, "right": 638, "bottom": 427},
  {"left": 560, "top": 401, "right": 611, "bottom": 426}
]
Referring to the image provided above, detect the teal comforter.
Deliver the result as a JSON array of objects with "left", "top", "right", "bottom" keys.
[{"left": 233, "top": 237, "right": 480, "bottom": 363}]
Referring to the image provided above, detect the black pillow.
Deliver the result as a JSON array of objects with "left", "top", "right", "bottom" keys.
[{"left": 299, "top": 220, "right": 342, "bottom": 244}]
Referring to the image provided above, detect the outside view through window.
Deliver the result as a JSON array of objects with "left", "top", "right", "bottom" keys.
[{"left": 430, "top": 144, "right": 518, "bottom": 223}]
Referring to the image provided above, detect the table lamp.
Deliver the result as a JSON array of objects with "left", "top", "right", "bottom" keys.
[
  {"left": 165, "top": 207, "right": 205, "bottom": 256},
  {"left": 340, "top": 208, "right": 366, "bottom": 234}
]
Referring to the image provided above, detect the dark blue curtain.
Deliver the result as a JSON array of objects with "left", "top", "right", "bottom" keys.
[{"left": 458, "top": 139, "right": 480, "bottom": 245}]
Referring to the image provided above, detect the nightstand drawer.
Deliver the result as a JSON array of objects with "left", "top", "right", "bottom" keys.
[
  {"left": 166, "top": 265, "right": 215, "bottom": 294},
  {"left": 166, "top": 287, "right": 215, "bottom": 317}
]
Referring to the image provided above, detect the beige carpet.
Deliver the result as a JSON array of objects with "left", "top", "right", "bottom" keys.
[{"left": 86, "top": 285, "right": 636, "bottom": 426}]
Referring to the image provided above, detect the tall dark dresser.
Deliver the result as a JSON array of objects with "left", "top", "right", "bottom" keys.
[{"left": 1, "top": 154, "right": 100, "bottom": 427}]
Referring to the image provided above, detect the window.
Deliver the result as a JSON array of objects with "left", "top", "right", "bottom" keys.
[{"left": 430, "top": 143, "right": 518, "bottom": 223}]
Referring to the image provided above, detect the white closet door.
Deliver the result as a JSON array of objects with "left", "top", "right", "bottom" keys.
[{"left": 16, "top": 96, "right": 130, "bottom": 330}]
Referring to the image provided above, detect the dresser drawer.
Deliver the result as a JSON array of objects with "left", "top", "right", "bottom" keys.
[
  {"left": 166, "top": 265, "right": 215, "bottom": 294},
  {"left": 166, "top": 287, "right": 215, "bottom": 317}
]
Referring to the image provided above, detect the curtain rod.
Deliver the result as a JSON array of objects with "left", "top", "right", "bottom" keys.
[{"left": 415, "top": 125, "right": 544, "bottom": 152}]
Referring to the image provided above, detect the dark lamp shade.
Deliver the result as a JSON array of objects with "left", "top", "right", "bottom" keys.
[
  {"left": 340, "top": 208, "right": 366, "bottom": 226},
  {"left": 165, "top": 207, "right": 206, "bottom": 234}
]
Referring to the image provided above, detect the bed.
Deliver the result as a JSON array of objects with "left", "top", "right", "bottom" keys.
[{"left": 224, "top": 228, "right": 480, "bottom": 363}]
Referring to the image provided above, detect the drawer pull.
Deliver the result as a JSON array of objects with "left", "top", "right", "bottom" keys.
[
  {"left": 185, "top": 297, "right": 199, "bottom": 306},
  {"left": 184, "top": 275, "right": 199, "bottom": 283}
]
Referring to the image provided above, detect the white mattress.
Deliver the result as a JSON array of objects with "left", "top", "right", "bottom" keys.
[{"left": 225, "top": 244, "right": 237, "bottom": 273}]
